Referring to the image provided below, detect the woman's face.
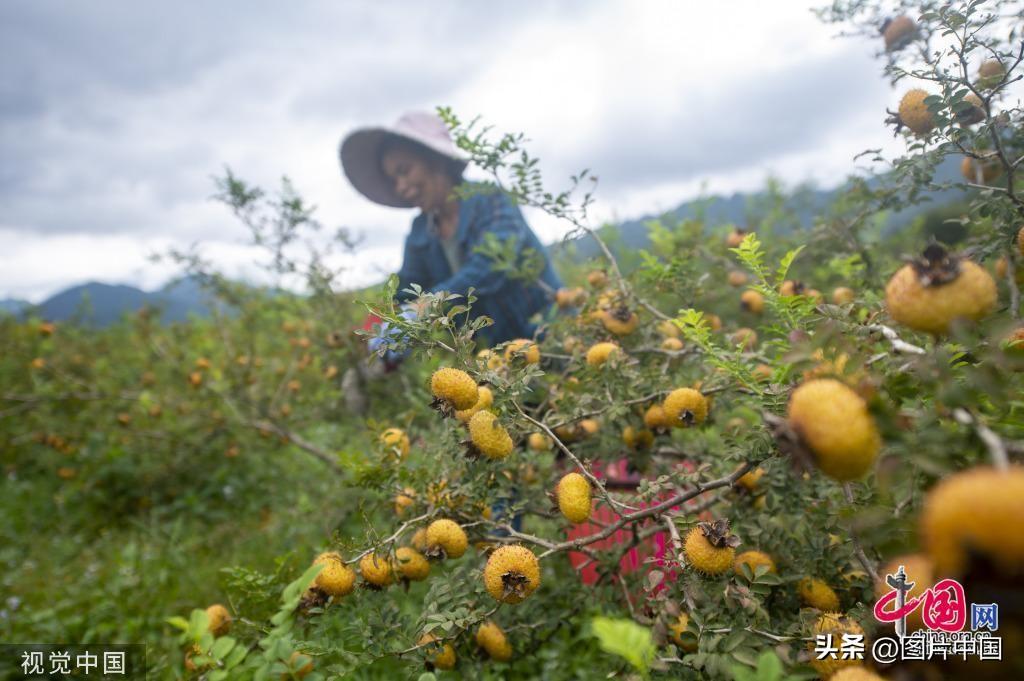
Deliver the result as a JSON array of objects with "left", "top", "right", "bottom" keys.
[{"left": 380, "top": 146, "right": 450, "bottom": 213}]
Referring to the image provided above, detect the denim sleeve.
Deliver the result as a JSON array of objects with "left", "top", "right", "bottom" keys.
[
  {"left": 395, "top": 235, "right": 430, "bottom": 303},
  {"left": 429, "top": 193, "right": 524, "bottom": 298}
]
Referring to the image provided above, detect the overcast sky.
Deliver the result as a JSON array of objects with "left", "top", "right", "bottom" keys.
[{"left": 0, "top": 0, "right": 908, "bottom": 303}]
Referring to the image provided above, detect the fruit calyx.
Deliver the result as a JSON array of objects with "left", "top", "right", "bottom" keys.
[
  {"left": 698, "top": 519, "right": 742, "bottom": 549},
  {"left": 910, "top": 243, "right": 962, "bottom": 287}
]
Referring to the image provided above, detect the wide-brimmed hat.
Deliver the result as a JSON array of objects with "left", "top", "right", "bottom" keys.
[{"left": 339, "top": 111, "right": 469, "bottom": 208}]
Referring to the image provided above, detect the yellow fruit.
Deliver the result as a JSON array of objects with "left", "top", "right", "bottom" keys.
[
  {"left": 562, "top": 335, "right": 582, "bottom": 353},
  {"left": 39, "top": 321, "right": 56, "bottom": 336},
  {"left": 644, "top": 404, "right": 670, "bottom": 430},
  {"left": 1018, "top": 226, "right": 1024, "bottom": 256},
  {"left": 455, "top": 385, "right": 493, "bottom": 423},
  {"left": 735, "top": 467, "right": 764, "bottom": 492},
  {"left": 787, "top": 379, "right": 880, "bottom": 482},
  {"left": 978, "top": 58, "right": 1006, "bottom": 89},
  {"left": 830, "top": 668, "right": 886, "bottom": 681},
  {"left": 920, "top": 466, "right": 1024, "bottom": 577},
  {"left": 622, "top": 426, "right": 654, "bottom": 451},
  {"left": 726, "top": 229, "right": 747, "bottom": 248},
  {"left": 809, "top": 613, "right": 865, "bottom": 678},
  {"left": 661, "top": 337, "right": 684, "bottom": 352},
  {"left": 188, "top": 371, "right": 202, "bottom": 387},
  {"left": 875, "top": 554, "right": 932, "bottom": 631},
  {"left": 957, "top": 93, "right": 986, "bottom": 125},
  {"left": 380, "top": 428, "right": 410, "bottom": 460},
  {"left": 527, "top": 432, "right": 552, "bottom": 451},
  {"left": 601, "top": 307, "right": 639, "bottom": 336},
  {"left": 484, "top": 545, "right": 541, "bottom": 604},
  {"left": 705, "top": 314, "right": 723, "bottom": 331},
  {"left": 730, "top": 327, "right": 757, "bottom": 350},
  {"left": 797, "top": 577, "right": 840, "bottom": 611},
  {"left": 359, "top": 552, "right": 394, "bottom": 587},
  {"left": 556, "top": 472, "right": 592, "bottom": 523},
  {"left": 418, "top": 633, "right": 456, "bottom": 670},
  {"left": 657, "top": 319, "right": 680, "bottom": 338},
  {"left": 476, "top": 620, "right": 513, "bottom": 661},
  {"left": 669, "top": 612, "right": 698, "bottom": 652},
  {"left": 885, "top": 247, "right": 997, "bottom": 335},
  {"left": 504, "top": 338, "right": 540, "bottom": 365},
  {"left": 313, "top": 551, "right": 356, "bottom": 597},
  {"left": 883, "top": 14, "right": 916, "bottom": 51},
  {"left": 587, "top": 270, "right": 608, "bottom": 288},
  {"left": 740, "top": 289, "right": 764, "bottom": 314},
  {"left": 395, "top": 488, "right": 416, "bottom": 516},
  {"left": 578, "top": 418, "right": 600, "bottom": 437},
  {"left": 426, "top": 519, "right": 469, "bottom": 559},
  {"left": 205, "top": 604, "right": 232, "bottom": 636},
  {"left": 468, "top": 410, "right": 514, "bottom": 459},
  {"left": 394, "top": 547, "right": 431, "bottom": 581},
  {"left": 961, "top": 154, "right": 1003, "bottom": 184},
  {"left": 477, "top": 348, "right": 505, "bottom": 371},
  {"left": 556, "top": 286, "right": 586, "bottom": 308},
  {"left": 284, "top": 651, "right": 313, "bottom": 680},
  {"left": 734, "top": 550, "right": 776, "bottom": 576},
  {"left": 586, "top": 341, "right": 621, "bottom": 366},
  {"left": 430, "top": 367, "right": 479, "bottom": 410},
  {"left": 684, "top": 521, "right": 738, "bottom": 575},
  {"left": 410, "top": 528, "right": 428, "bottom": 552},
  {"left": 727, "top": 271, "right": 748, "bottom": 287},
  {"left": 898, "top": 88, "right": 934, "bottom": 135},
  {"left": 752, "top": 364, "right": 773, "bottom": 382},
  {"left": 662, "top": 388, "right": 708, "bottom": 427},
  {"left": 832, "top": 286, "right": 856, "bottom": 305}
]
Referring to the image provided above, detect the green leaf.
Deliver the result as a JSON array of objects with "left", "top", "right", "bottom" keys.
[
  {"left": 775, "top": 245, "right": 805, "bottom": 285},
  {"left": 591, "top": 616, "right": 655, "bottom": 676},
  {"left": 189, "top": 609, "right": 211, "bottom": 636},
  {"left": 166, "top": 616, "right": 190, "bottom": 632},
  {"left": 283, "top": 563, "right": 322, "bottom": 603},
  {"left": 211, "top": 636, "right": 236, "bottom": 660},
  {"left": 755, "top": 650, "right": 784, "bottom": 680},
  {"left": 417, "top": 674, "right": 438, "bottom": 681}
]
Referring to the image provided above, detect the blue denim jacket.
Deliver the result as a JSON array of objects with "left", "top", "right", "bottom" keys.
[{"left": 395, "top": 186, "right": 562, "bottom": 345}]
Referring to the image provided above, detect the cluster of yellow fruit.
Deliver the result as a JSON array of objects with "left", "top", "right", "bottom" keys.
[{"left": 640, "top": 387, "right": 709, "bottom": 432}]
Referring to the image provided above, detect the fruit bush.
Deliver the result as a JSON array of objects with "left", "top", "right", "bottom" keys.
[{"left": 3, "top": 1, "right": 1024, "bottom": 680}]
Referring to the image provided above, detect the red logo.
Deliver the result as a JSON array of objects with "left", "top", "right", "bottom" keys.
[{"left": 875, "top": 572, "right": 967, "bottom": 633}]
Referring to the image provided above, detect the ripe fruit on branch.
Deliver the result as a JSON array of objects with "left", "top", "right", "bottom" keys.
[
  {"left": 728, "top": 271, "right": 748, "bottom": 287},
  {"left": 585, "top": 341, "right": 620, "bottom": 366},
  {"left": 735, "top": 467, "right": 764, "bottom": 492},
  {"left": 359, "top": 552, "right": 394, "bottom": 587},
  {"left": 476, "top": 621, "right": 513, "bottom": 661},
  {"left": 644, "top": 404, "right": 670, "bottom": 431},
  {"left": 897, "top": 89, "right": 935, "bottom": 135},
  {"left": 740, "top": 289, "right": 764, "bottom": 314},
  {"left": 622, "top": 425, "right": 654, "bottom": 450},
  {"left": 797, "top": 577, "right": 840, "bottom": 611},
  {"left": 468, "top": 410, "right": 514, "bottom": 459},
  {"left": 426, "top": 519, "right": 469, "bottom": 559},
  {"left": 831, "top": 286, "right": 856, "bottom": 305},
  {"left": 734, "top": 550, "right": 777, "bottom": 576},
  {"left": 394, "top": 547, "right": 430, "bottom": 581},
  {"left": 205, "top": 604, "right": 232, "bottom": 636},
  {"left": 726, "top": 229, "right": 747, "bottom": 248},
  {"left": 882, "top": 14, "right": 916, "bottom": 51},
  {"left": 556, "top": 472, "right": 592, "bottom": 523},
  {"left": 956, "top": 93, "right": 985, "bottom": 125},
  {"left": 663, "top": 388, "right": 709, "bottom": 427},
  {"left": 661, "top": 337, "right": 684, "bottom": 352},
  {"left": 977, "top": 58, "right": 1006, "bottom": 90},
  {"left": 430, "top": 367, "right": 479, "bottom": 411},
  {"left": 600, "top": 306, "right": 639, "bottom": 336},
  {"left": 455, "top": 385, "right": 493, "bottom": 423},
  {"left": 418, "top": 633, "right": 456, "bottom": 670},
  {"left": 809, "top": 613, "right": 865, "bottom": 677},
  {"left": 919, "top": 466, "right": 1024, "bottom": 577},
  {"left": 787, "top": 379, "right": 880, "bottom": 481},
  {"left": 587, "top": 270, "right": 608, "bottom": 288},
  {"left": 527, "top": 432, "right": 552, "bottom": 451},
  {"left": 669, "top": 612, "right": 698, "bottom": 652},
  {"left": 684, "top": 520, "right": 740, "bottom": 575},
  {"left": 484, "top": 545, "right": 541, "bottom": 603},
  {"left": 556, "top": 287, "right": 586, "bottom": 308},
  {"left": 885, "top": 244, "right": 996, "bottom": 335},
  {"left": 380, "top": 428, "right": 410, "bottom": 460},
  {"left": 960, "top": 154, "right": 1003, "bottom": 184},
  {"left": 504, "top": 338, "right": 539, "bottom": 365},
  {"left": 313, "top": 551, "right": 356, "bottom": 597}
]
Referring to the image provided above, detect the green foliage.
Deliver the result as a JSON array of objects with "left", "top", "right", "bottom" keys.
[{"left": 591, "top": 616, "right": 656, "bottom": 677}]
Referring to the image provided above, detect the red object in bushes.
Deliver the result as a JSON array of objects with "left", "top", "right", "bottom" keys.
[
  {"left": 565, "top": 457, "right": 698, "bottom": 587},
  {"left": 360, "top": 313, "right": 383, "bottom": 333}
]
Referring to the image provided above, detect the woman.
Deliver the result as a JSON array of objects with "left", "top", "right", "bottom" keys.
[{"left": 340, "top": 111, "right": 562, "bottom": 351}]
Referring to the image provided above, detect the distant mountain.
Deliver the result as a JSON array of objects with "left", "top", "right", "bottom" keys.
[
  {"left": 18, "top": 277, "right": 216, "bottom": 327},
  {"left": 0, "top": 298, "right": 30, "bottom": 316},
  {"left": 555, "top": 155, "right": 967, "bottom": 260}
]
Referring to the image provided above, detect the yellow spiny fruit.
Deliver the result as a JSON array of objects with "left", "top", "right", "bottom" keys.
[
  {"left": 883, "top": 14, "right": 916, "bottom": 51},
  {"left": 527, "top": 432, "right": 552, "bottom": 451},
  {"left": 477, "top": 348, "right": 505, "bottom": 371},
  {"left": 832, "top": 286, "right": 856, "bottom": 305},
  {"left": 684, "top": 520, "right": 738, "bottom": 575},
  {"left": 797, "top": 577, "right": 840, "bottom": 611},
  {"left": 556, "top": 286, "right": 586, "bottom": 308},
  {"left": 205, "top": 604, "right": 232, "bottom": 636},
  {"left": 622, "top": 426, "right": 654, "bottom": 451},
  {"left": 644, "top": 404, "right": 670, "bottom": 430},
  {"left": 476, "top": 620, "right": 513, "bottom": 662},
  {"left": 734, "top": 550, "right": 777, "bottom": 576},
  {"left": 380, "top": 428, "right": 410, "bottom": 460},
  {"left": 410, "top": 528, "right": 428, "bottom": 552},
  {"left": 394, "top": 547, "right": 431, "bottom": 581},
  {"left": 394, "top": 488, "right": 416, "bottom": 516},
  {"left": 484, "top": 545, "right": 541, "bottom": 604},
  {"left": 455, "top": 385, "right": 493, "bottom": 423},
  {"left": 735, "top": 467, "right": 764, "bottom": 492},
  {"left": 661, "top": 337, "right": 684, "bottom": 352},
  {"left": 587, "top": 270, "right": 608, "bottom": 288},
  {"left": 885, "top": 247, "right": 996, "bottom": 335},
  {"left": 919, "top": 466, "right": 1024, "bottom": 577},
  {"left": 787, "top": 379, "right": 880, "bottom": 481},
  {"left": 830, "top": 668, "right": 886, "bottom": 681},
  {"left": 578, "top": 418, "right": 600, "bottom": 436},
  {"left": 468, "top": 410, "right": 514, "bottom": 459},
  {"left": 586, "top": 341, "right": 620, "bottom": 366},
  {"left": 669, "top": 612, "right": 698, "bottom": 653},
  {"left": 504, "top": 338, "right": 540, "bottom": 364},
  {"left": 313, "top": 551, "right": 356, "bottom": 597},
  {"left": 875, "top": 554, "right": 932, "bottom": 631},
  {"left": 556, "top": 472, "right": 592, "bottom": 524},
  {"left": 663, "top": 388, "right": 708, "bottom": 427},
  {"left": 418, "top": 633, "right": 456, "bottom": 670},
  {"left": 978, "top": 58, "right": 1006, "bottom": 89},
  {"left": 740, "top": 289, "right": 764, "bottom": 314},
  {"left": 601, "top": 307, "right": 639, "bottom": 336},
  {"left": 898, "top": 88, "right": 935, "bottom": 135},
  {"left": 359, "top": 552, "right": 394, "bottom": 587},
  {"left": 809, "top": 613, "right": 865, "bottom": 678},
  {"left": 426, "top": 518, "right": 469, "bottom": 559},
  {"left": 430, "top": 367, "right": 479, "bottom": 410}
]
